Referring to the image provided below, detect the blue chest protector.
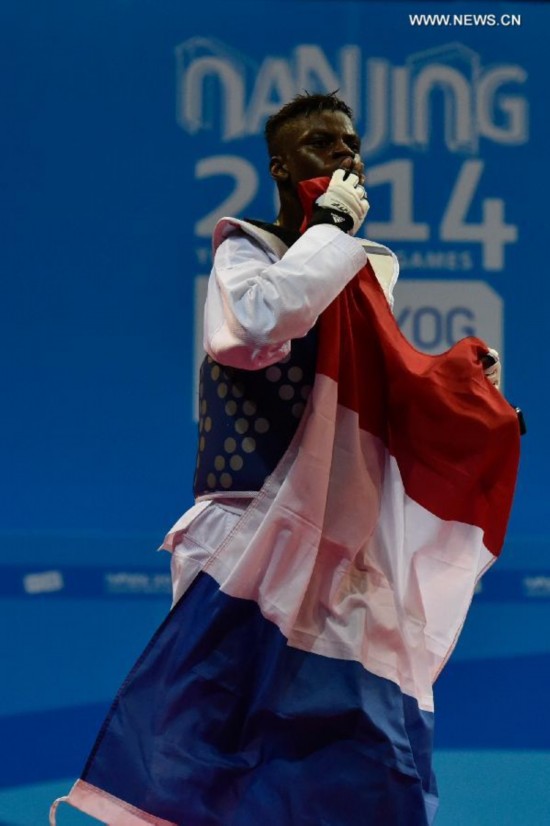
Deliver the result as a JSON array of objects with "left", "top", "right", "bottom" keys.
[
  {"left": 193, "top": 326, "right": 317, "bottom": 497},
  {"left": 194, "top": 220, "right": 319, "bottom": 498}
]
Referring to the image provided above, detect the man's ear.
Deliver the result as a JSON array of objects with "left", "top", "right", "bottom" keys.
[{"left": 270, "top": 155, "right": 289, "bottom": 183}]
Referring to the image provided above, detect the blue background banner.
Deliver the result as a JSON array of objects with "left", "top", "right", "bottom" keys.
[{"left": 2, "top": 1, "right": 549, "bottom": 823}]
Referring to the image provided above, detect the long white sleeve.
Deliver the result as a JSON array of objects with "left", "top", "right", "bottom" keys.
[{"left": 204, "top": 223, "right": 368, "bottom": 370}]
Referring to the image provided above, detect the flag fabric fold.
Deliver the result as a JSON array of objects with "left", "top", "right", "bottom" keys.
[{"left": 51, "top": 179, "right": 520, "bottom": 826}]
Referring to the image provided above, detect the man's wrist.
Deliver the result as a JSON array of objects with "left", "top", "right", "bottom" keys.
[{"left": 307, "top": 205, "right": 354, "bottom": 233}]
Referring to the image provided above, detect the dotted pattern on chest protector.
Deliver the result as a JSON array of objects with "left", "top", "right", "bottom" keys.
[{"left": 194, "top": 329, "right": 317, "bottom": 496}]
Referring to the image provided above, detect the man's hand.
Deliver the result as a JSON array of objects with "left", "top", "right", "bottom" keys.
[
  {"left": 482, "top": 348, "right": 502, "bottom": 391},
  {"left": 308, "top": 169, "right": 370, "bottom": 236}
]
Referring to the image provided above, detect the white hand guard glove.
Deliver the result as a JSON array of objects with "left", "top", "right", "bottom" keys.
[
  {"left": 481, "top": 349, "right": 527, "bottom": 435},
  {"left": 482, "top": 348, "right": 502, "bottom": 391},
  {"left": 308, "top": 169, "right": 370, "bottom": 236}
]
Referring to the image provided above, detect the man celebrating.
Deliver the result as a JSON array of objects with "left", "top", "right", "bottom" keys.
[{"left": 52, "top": 94, "right": 518, "bottom": 826}]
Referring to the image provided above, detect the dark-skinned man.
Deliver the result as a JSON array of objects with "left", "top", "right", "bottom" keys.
[{"left": 52, "top": 93, "right": 516, "bottom": 826}]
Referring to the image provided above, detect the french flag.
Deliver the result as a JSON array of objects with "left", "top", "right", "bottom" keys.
[{"left": 51, "top": 182, "right": 520, "bottom": 826}]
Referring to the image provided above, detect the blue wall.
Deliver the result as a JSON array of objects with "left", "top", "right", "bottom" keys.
[{"left": 1, "top": 1, "right": 549, "bottom": 822}]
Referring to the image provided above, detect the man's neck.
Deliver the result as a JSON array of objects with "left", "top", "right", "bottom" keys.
[
  {"left": 245, "top": 219, "right": 300, "bottom": 248},
  {"left": 275, "top": 195, "right": 305, "bottom": 234}
]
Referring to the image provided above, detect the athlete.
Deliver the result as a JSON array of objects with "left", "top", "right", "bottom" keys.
[{"left": 51, "top": 93, "right": 514, "bottom": 826}]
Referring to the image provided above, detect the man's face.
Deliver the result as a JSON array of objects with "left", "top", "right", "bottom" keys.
[{"left": 271, "top": 110, "right": 365, "bottom": 188}]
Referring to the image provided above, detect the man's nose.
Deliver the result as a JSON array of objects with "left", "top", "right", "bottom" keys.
[{"left": 333, "top": 139, "right": 355, "bottom": 158}]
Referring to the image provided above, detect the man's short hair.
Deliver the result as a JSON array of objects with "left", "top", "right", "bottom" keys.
[{"left": 264, "top": 92, "right": 354, "bottom": 155}]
